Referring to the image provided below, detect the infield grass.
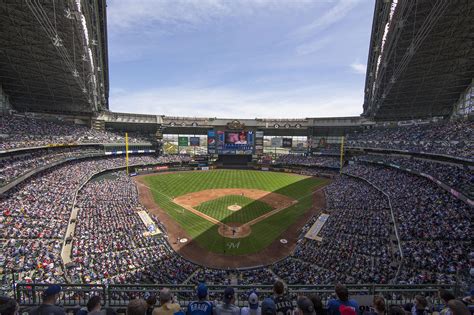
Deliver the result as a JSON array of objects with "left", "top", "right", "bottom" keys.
[
  {"left": 142, "top": 169, "right": 328, "bottom": 255},
  {"left": 196, "top": 195, "right": 274, "bottom": 224}
]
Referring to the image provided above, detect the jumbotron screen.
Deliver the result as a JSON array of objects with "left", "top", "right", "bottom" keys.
[{"left": 225, "top": 131, "right": 248, "bottom": 144}]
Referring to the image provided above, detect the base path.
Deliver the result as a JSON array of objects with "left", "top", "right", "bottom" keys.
[{"left": 134, "top": 175, "right": 328, "bottom": 269}]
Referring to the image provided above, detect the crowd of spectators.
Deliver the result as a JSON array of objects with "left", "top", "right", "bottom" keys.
[
  {"left": 0, "top": 155, "right": 170, "bottom": 288},
  {"left": 274, "top": 155, "right": 341, "bottom": 168},
  {"left": 270, "top": 176, "right": 396, "bottom": 284},
  {"left": 346, "top": 121, "right": 473, "bottom": 160},
  {"left": 0, "top": 146, "right": 102, "bottom": 186},
  {"left": 344, "top": 163, "right": 472, "bottom": 284},
  {"left": 0, "top": 115, "right": 151, "bottom": 151},
  {"left": 353, "top": 155, "right": 473, "bottom": 199},
  {"left": 69, "top": 171, "right": 198, "bottom": 284}
]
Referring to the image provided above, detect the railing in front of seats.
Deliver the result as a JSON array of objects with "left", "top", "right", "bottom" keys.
[{"left": 13, "top": 283, "right": 460, "bottom": 310}]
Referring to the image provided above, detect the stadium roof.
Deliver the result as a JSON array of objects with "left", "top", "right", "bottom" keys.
[
  {"left": 0, "top": 0, "right": 109, "bottom": 115},
  {"left": 363, "top": 0, "right": 473, "bottom": 120}
]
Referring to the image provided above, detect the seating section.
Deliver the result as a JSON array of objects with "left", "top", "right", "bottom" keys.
[
  {"left": 355, "top": 155, "right": 474, "bottom": 198},
  {"left": 344, "top": 163, "right": 471, "bottom": 284},
  {"left": 0, "top": 115, "right": 150, "bottom": 151},
  {"left": 274, "top": 155, "right": 341, "bottom": 168},
  {"left": 271, "top": 176, "right": 395, "bottom": 284},
  {"left": 0, "top": 155, "right": 174, "bottom": 286},
  {"left": 346, "top": 121, "right": 474, "bottom": 160},
  {"left": 0, "top": 147, "right": 102, "bottom": 186}
]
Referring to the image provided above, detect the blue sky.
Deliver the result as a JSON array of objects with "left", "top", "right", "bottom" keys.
[{"left": 107, "top": 0, "right": 374, "bottom": 118}]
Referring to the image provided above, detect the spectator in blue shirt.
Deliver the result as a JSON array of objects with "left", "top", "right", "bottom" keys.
[
  {"left": 187, "top": 284, "right": 214, "bottom": 315},
  {"left": 327, "top": 285, "right": 359, "bottom": 315}
]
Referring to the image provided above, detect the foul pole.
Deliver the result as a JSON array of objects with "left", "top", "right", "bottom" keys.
[
  {"left": 125, "top": 132, "right": 129, "bottom": 175},
  {"left": 339, "top": 136, "right": 345, "bottom": 174}
]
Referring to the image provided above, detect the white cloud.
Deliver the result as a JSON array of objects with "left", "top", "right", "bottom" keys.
[
  {"left": 110, "top": 85, "right": 363, "bottom": 118},
  {"left": 107, "top": 0, "right": 315, "bottom": 33},
  {"left": 295, "top": 36, "right": 332, "bottom": 56},
  {"left": 350, "top": 62, "right": 366, "bottom": 74},
  {"left": 290, "top": 0, "right": 360, "bottom": 40}
]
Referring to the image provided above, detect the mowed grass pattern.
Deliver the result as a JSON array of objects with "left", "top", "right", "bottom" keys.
[
  {"left": 196, "top": 195, "right": 274, "bottom": 224},
  {"left": 143, "top": 170, "right": 329, "bottom": 255}
]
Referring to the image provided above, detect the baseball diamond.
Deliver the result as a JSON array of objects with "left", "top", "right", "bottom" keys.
[{"left": 134, "top": 169, "right": 329, "bottom": 267}]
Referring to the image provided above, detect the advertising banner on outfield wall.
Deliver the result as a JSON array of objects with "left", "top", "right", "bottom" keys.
[
  {"left": 207, "top": 130, "right": 216, "bottom": 154},
  {"left": 255, "top": 131, "right": 264, "bottom": 155},
  {"left": 217, "top": 131, "right": 225, "bottom": 151},
  {"left": 282, "top": 138, "right": 293, "bottom": 148},
  {"left": 190, "top": 137, "right": 200, "bottom": 146},
  {"left": 271, "top": 138, "right": 283, "bottom": 147},
  {"left": 178, "top": 136, "right": 189, "bottom": 146}
]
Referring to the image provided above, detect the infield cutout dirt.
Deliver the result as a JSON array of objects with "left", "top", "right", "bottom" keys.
[
  {"left": 227, "top": 205, "right": 242, "bottom": 211},
  {"left": 172, "top": 188, "right": 296, "bottom": 238}
]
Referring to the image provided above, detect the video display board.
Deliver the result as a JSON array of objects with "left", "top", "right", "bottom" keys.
[
  {"left": 282, "top": 138, "right": 293, "bottom": 148},
  {"left": 208, "top": 129, "right": 254, "bottom": 154}
]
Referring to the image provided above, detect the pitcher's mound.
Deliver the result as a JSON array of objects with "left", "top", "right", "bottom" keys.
[
  {"left": 218, "top": 222, "right": 251, "bottom": 238},
  {"left": 227, "top": 204, "right": 242, "bottom": 211}
]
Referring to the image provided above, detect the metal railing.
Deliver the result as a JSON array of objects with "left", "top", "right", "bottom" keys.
[{"left": 13, "top": 283, "right": 460, "bottom": 310}]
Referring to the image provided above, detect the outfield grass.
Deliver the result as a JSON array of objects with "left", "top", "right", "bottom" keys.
[
  {"left": 196, "top": 195, "right": 274, "bottom": 224},
  {"left": 143, "top": 170, "right": 328, "bottom": 255}
]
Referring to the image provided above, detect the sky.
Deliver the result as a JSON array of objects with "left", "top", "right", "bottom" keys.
[{"left": 107, "top": 0, "right": 374, "bottom": 119}]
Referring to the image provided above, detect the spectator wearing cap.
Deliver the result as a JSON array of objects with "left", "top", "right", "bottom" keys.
[
  {"left": 327, "top": 285, "right": 359, "bottom": 315},
  {"left": 128, "top": 299, "right": 149, "bottom": 315},
  {"left": 215, "top": 287, "right": 240, "bottom": 315},
  {"left": 272, "top": 281, "right": 294, "bottom": 315},
  {"left": 309, "top": 295, "right": 326, "bottom": 315},
  {"left": 29, "top": 285, "right": 65, "bottom": 315},
  {"left": 241, "top": 291, "right": 261, "bottom": 315},
  {"left": 297, "top": 297, "right": 316, "bottom": 315},
  {"left": 438, "top": 290, "right": 455, "bottom": 315},
  {"left": 0, "top": 296, "right": 19, "bottom": 315},
  {"left": 261, "top": 298, "right": 277, "bottom": 315},
  {"left": 153, "top": 289, "right": 181, "bottom": 315},
  {"left": 187, "top": 284, "right": 214, "bottom": 315}
]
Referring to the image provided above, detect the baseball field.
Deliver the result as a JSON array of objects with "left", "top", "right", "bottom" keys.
[{"left": 137, "top": 170, "right": 329, "bottom": 258}]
